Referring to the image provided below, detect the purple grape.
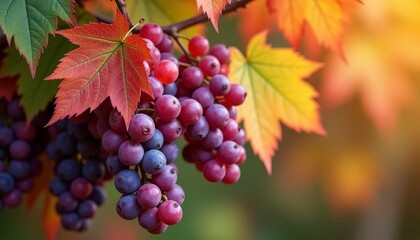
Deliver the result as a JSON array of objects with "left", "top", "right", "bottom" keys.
[
  {"left": 96, "top": 116, "right": 111, "bottom": 137},
  {"left": 118, "top": 140, "right": 144, "bottom": 166},
  {"left": 160, "top": 143, "right": 178, "bottom": 164},
  {"left": 160, "top": 52, "right": 178, "bottom": 66},
  {"left": 178, "top": 99, "right": 203, "bottom": 126},
  {"left": 0, "top": 172, "right": 15, "bottom": 194},
  {"left": 156, "top": 119, "right": 183, "bottom": 143},
  {"left": 105, "top": 155, "right": 127, "bottom": 175},
  {"left": 78, "top": 199, "right": 98, "bottom": 218},
  {"left": 8, "top": 160, "right": 31, "bottom": 180},
  {"left": 143, "top": 129, "right": 164, "bottom": 150},
  {"left": 148, "top": 222, "right": 168, "bottom": 234},
  {"left": 101, "top": 129, "right": 127, "bottom": 154},
  {"left": 141, "top": 150, "right": 166, "bottom": 174},
  {"left": 202, "top": 160, "right": 226, "bottom": 182},
  {"left": 3, "top": 189, "right": 22, "bottom": 207},
  {"left": 116, "top": 194, "right": 141, "bottom": 220},
  {"left": 233, "top": 128, "right": 246, "bottom": 145},
  {"left": 222, "top": 164, "right": 241, "bottom": 184},
  {"left": 57, "top": 158, "right": 80, "bottom": 182},
  {"left": 128, "top": 113, "right": 155, "bottom": 143},
  {"left": 12, "top": 121, "right": 36, "bottom": 141},
  {"left": 158, "top": 200, "right": 183, "bottom": 225},
  {"left": 185, "top": 116, "right": 209, "bottom": 141},
  {"left": 9, "top": 140, "right": 31, "bottom": 160},
  {"left": 209, "top": 44, "right": 230, "bottom": 64},
  {"left": 166, "top": 184, "right": 185, "bottom": 205},
  {"left": 205, "top": 104, "right": 229, "bottom": 129},
  {"left": 148, "top": 76, "right": 164, "bottom": 100},
  {"left": 192, "top": 86, "right": 215, "bottom": 110},
  {"left": 57, "top": 192, "right": 79, "bottom": 213},
  {"left": 90, "top": 186, "right": 107, "bottom": 207},
  {"left": 67, "top": 121, "right": 89, "bottom": 139},
  {"left": 17, "top": 178, "right": 34, "bottom": 192},
  {"left": 221, "top": 119, "right": 239, "bottom": 141},
  {"left": 198, "top": 55, "right": 220, "bottom": 77},
  {"left": 201, "top": 128, "right": 223, "bottom": 150},
  {"left": 140, "top": 23, "right": 164, "bottom": 46},
  {"left": 225, "top": 83, "right": 247, "bottom": 106},
  {"left": 114, "top": 169, "right": 141, "bottom": 194},
  {"left": 156, "top": 34, "right": 174, "bottom": 53},
  {"left": 151, "top": 165, "right": 177, "bottom": 191},
  {"left": 209, "top": 74, "right": 231, "bottom": 96},
  {"left": 61, "top": 213, "right": 82, "bottom": 230},
  {"left": 138, "top": 207, "right": 160, "bottom": 230},
  {"left": 7, "top": 98, "right": 25, "bottom": 120},
  {"left": 70, "top": 178, "right": 93, "bottom": 199},
  {"left": 0, "top": 127, "right": 13, "bottom": 147},
  {"left": 82, "top": 160, "right": 105, "bottom": 183},
  {"left": 155, "top": 95, "right": 181, "bottom": 122},
  {"left": 109, "top": 108, "right": 127, "bottom": 133},
  {"left": 191, "top": 146, "right": 213, "bottom": 164},
  {"left": 163, "top": 82, "right": 177, "bottom": 96},
  {"left": 180, "top": 66, "right": 204, "bottom": 90},
  {"left": 56, "top": 132, "right": 76, "bottom": 156},
  {"left": 137, "top": 183, "right": 162, "bottom": 209},
  {"left": 50, "top": 177, "right": 68, "bottom": 196}
]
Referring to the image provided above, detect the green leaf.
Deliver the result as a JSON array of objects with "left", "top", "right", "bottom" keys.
[
  {"left": 0, "top": 0, "right": 74, "bottom": 76},
  {"left": 1, "top": 35, "right": 74, "bottom": 120}
]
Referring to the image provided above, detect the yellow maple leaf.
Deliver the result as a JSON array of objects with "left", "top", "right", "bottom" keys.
[{"left": 229, "top": 31, "right": 325, "bottom": 174}]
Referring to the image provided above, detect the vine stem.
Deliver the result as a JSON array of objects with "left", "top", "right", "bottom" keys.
[{"left": 114, "top": 0, "right": 134, "bottom": 27}]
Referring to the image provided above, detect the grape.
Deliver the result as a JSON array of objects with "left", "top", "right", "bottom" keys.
[
  {"left": 185, "top": 116, "right": 209, "bottom": 141},
  {"left": 155, "top": 95, "right": 181, "bottom": 121},
  {"left": 118, "top": 140, "right": 145, "bottom": 166},
  {"left": 8, "top": 160, "right": 31, "bottom": 179},
  {"left": 61, "top": 213, "right": 82, "bottom": 230},
  {"left": 138, "top": 207, "right": 160, "bottom": 229},
  {"left": 158, "top": 200, "right": 183, "bottom": 225},
  {"left": 137, "top": 183, "right": 162, "bottom": 209},
  {"left": 50, "top": 177, "right": 68, "bottom": 196},
  {"left": 57, "top": 158, "right": 80, "bottom": 182},
  {"left": 160, "top": 143, "right": 179, "bottom": 164},
  {"left": 209, "top": 44, "right": 230, "bottom": 64},
  {"left": 109, "top": 108, "right": 126, "bottom": 133},
  {"left": 217, "top": 141, "right": 241, "bottom": 165},
  {"left": 224, "top": 83, "right": 247, "bottom": 106},
  {"left": 156, "top": 119, "right": 183, "bottom": 143},
  {"left": 140, "top": 23, "right": 164, "bottom": 46},
  {"left": 78, "top": 200, "right": 98, "bottom": 218},
  {"left": 151, "top": 165, "right": 177, "bottom": 191},
  {"left": 154, "top": 60, "right": 179, "bottom": 84},
  {"left": 209, "top": 74, "right": 231, "bottom": 96},
  {"left": 202, "top": 160, "right": 226, "bottom": 182},
  {"left": 191, "top": 146, "right": 213, "bottom": 164},
  {"left": 101, "top": 129, "right": 127, "bottom": 154},
  {"left": 7, "top": 98, "right": 25, "bottom": 120},
  {"left": 17, "top": 178, "right": 34, "bottom": 192},
  {"left": 143, "top": 129, "right": 164, "bottom": 150},
  {"left": 82, "top": 159, "right": 105, "bottom": 182},
  {"left": 128, "top": 113, "right": 155, "bottom": 143},
  {"left": 205, "top": 104, "right": 229, "bottom": 129},
  {"left": 70, "top": 178, "right": 93, "bottom": 199},
  {"left": 180, "top": 66, "right": 204, "bottom": 90},
  {"left": 0, "top": 127, "right": 13, "bottom": 147},
  {"left": 148, "top": 222, "right": 168, "bottom": 234},
  {"left": 3, "top": 189, "right": 22, "bottom": 207},
  {"left": 201, "top": 128, "right": 223, "bottom": 150},
  {"left": 160, "top": 53, "right": 179, "bottom": 66},
  {"left": 0, "top": 172, "right": 15, "bottom": 194},
  {"left": 148, "top": 77, "right": 164, "bottom": 100},
  {"left": 56, "top": 132, "right": 76, "bottom": 156},
  {"left": 116, "top": 194, "right": 141, "bottom": 220},
  {"left": 165, "top": 184, "right": 185, "bottom": 205},
  {"left": 233, "top": 128, "right": 246, "bottom": 145},
  {"left": 188, "top": 36, "right": 209, "bottom": 57},
  {"left": 237, "top": 146, "right": 247, "bottom": 165},
  {"left": 9, "top": 140, "right": 31, "bottom": 160},
  {"left": 163, "top": 82, "right": 178, "bottom": 96},
  {"left": 114, "top": 169, "right": 141, "bottom": 194},
  {"left": 12, "top": 121, "right": 36, "bottom": 141},
  {"left": 198, "top": 55, "right": 220, "bottom": 77},
  {"left": 191, "top": 87, "right": 215, "bottom": 110},
  {"left": 142, "top": 150, "right": 166, "bottom": 174},
  {"left": 90, "top": 186, "right": 107, "bottom": 207},
  {"left": 106, "top": 154, "right": 127, "bottom": 174},
  {"left": 178, "top": 99, "right": 203, "bottom": 126},
  {"left": 222, "top": 164, "right": 241, "bottom": 184},
  {"left": 57, "top": 192, "right": 79, "bottom": 213},
  {"left": 156, "top": 34, "right": 174, "bottom": 53}
]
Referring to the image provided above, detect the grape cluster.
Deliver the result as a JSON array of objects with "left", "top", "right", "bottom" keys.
[
  {"left": 96, "top": 22, "right": 247, "bottom": 234},
  {"left": 0, "top": 98, "right": 43, "bottom": 210},
  {"left": 47, "top": 113, "right": 108, "bottom": 231}
]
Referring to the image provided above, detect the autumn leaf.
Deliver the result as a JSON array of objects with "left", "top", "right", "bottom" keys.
[
  {"left": 229, "top": 31, "right": 325, "bottom": 174},
  {"left": 1, "top": 36, "right": 74, "bottom": 121},
  {"left": 196, "top": 0, "right": 231, "bottom": 31},
  {"left": 26, "top": 154, "right": 60, "bottom": 240},
  {"left": 0, "top": 0, "right": 75, "bottom": 76},
  {"left": 46, "top": 9, "right": 153, "bottom": 128},
  {"left": 238, "top": 0, "right": 359, "bottom": 58}
]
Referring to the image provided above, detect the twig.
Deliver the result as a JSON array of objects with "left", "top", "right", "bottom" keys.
[
  {"left": 162, "top": 0, "right": 254, "bottom": 34},
  {"left": 114, "top": 0, "right": 134, "bottom": 27}
]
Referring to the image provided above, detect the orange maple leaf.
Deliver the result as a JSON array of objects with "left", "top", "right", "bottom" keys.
[
  {"left": 196, "top": 0, "right": 231, "bottom": 31},
  {"left": 229, "top": 31, "right": 325, "bottom": 174}
]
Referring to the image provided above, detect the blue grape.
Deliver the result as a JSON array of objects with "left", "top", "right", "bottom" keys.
[
  {"left": 78, "top": 199, "right": 98, "bottom": 218},
  {"left": 114, "top": 169, "right": 141, "bottom": 194},
  {"left": 49, "top": 177, "right": 68, "bottom": 196},
  {"left": 143, "top": 129, "right": 164, "bottom": 150},
  {"left": 116, "top": 194, "right": 141, "bottom": 220},
  {"left": 141, "top": 150, "right": 166, "bottom": 174},
  {"left": 8, "top": 160, "right": 31, "bottom": 179},
  {"left": 57, "top": 158, "right": 80, "bottom": 182},
  {"left": 82, "top": 160, "right": 105, "bottom": 183},
  {"left": 0, "top": 172, "right": 15, "bottom": 194},
  {"left": 61, "top": 213, "right": 82, "bottom": 231}
]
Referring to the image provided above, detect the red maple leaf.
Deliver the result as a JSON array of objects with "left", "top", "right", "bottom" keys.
[{"left": 46, "top": 9, "right": 152, "bottom": 127}]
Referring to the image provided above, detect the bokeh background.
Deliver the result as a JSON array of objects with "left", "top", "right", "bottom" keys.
[{"left": 2, "top": 0, "right": 420, "bottom": 239}]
